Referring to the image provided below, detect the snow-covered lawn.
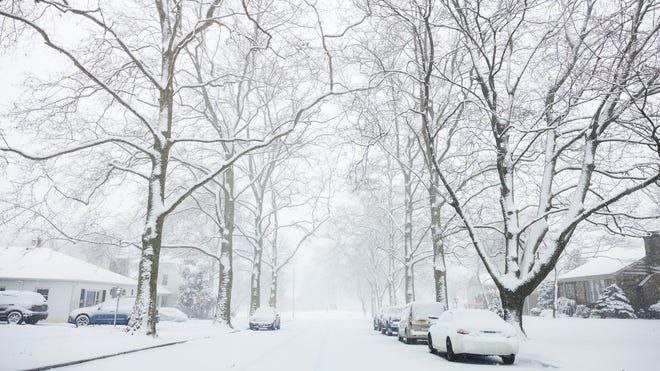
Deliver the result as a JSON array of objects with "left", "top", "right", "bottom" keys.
[
  {"left": 1, "top": 314, "right": 658, "bottom": 371},
  {"left": 0, "top": 320, "right": 231, "bottom": 370}
]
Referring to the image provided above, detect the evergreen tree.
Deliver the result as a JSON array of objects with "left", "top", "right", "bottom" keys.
[
  {"left": 177, "top": 263, "right": 215, "bottom": 319},
  {"left": 590, "top": 284, "right": 637, "bottom": 319},
  {"left": 536, "top": 281, "right": 555, "bottom": 310}
]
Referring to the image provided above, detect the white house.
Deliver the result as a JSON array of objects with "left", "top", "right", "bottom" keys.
[{"left": 0, "top": 246, "right": 170, "bottom": 322}]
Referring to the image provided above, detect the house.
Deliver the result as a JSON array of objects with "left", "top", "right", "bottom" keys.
[
  {"left": 0, "top": 246, "right": 171, "bottom": 322},
  {"left": 157, "top": 257, "right": 186, "bottom": 307},
  {"left": 557, "top": 232, "right": 660, "bottom": 313}
]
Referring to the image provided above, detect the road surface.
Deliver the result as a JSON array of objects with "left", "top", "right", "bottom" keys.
[{"left": 62, "top": 316, "right": 553, "bottom": 371}]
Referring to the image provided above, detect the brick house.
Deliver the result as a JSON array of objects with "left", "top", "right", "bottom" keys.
[{"left": 557, "top": 232, "right": 660, "bottom": 313}]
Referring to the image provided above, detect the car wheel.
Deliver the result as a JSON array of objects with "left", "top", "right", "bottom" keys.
[
  {"left": 428, "top": 334, "right": 437, "bottom": 354},
  {"left": 446, "top": 337, "right": 457, "bottom": 362},
  {"left": 405, "top": 330, "right": 413, "bottom": 344},
  {"left": 501, "top": 355, "right": 515, "bottom": 365},
  {"left": 75, "top": 314, "right": 90, "bottom": 327},
  {"left": 7, "top": 311, "right": 23, "bottom": 325}
]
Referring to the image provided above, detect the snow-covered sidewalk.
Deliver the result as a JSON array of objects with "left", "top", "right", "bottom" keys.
[
  {"left": 0, "top": 320, "right": 231, "bottom": 370},
  {"left": 1, "top": 314, "right": 658, "bottom": 371}
]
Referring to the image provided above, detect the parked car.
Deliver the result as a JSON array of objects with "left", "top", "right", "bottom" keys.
[
  {"left": 249, "top": 307, "right": 280, "bottom": 330},
  {"left": 158, "top": 307, "right": 188, "bottom": 322},
  {"left": 427, "top": 309, "right": 518, "bottom": 365},
  {"left": 68, "top": 297, "right": 154, "bottom": 327},
  {"left": 381, "top": 306, "right": 403, "bottom": 336},
  {"left": 373, "top": 308, "right": 384, "bottom": 331},
  {"left": 0, "top": 290, "right": 48, "bottom": 325},
  {"left": 398, "top": 301, "right": 445, "bottom": 344}
]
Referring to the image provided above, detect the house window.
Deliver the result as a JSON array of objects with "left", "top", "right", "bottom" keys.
[
  {"left": 162, "top": 273, "right": 169, "bottom": 286},
  {"left": 36, "top": 288, "right": 49, "bottom": 301},
  {"left": 79, "top": 289, "right": 102, "bottom": 307},
  {"left": 563, "top": 283, "right": 576, "bottom": 300}
]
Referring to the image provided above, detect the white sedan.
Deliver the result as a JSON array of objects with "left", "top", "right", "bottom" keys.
[{"left": 427, "top": 309, "right": 519, "bottom": 365}]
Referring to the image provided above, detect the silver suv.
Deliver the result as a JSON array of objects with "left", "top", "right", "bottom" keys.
[{"left": 0, "top": 290, "right": 49, "bottom": 324}]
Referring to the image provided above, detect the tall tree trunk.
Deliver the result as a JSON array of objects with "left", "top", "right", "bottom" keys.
[
  {"left": 128, "top": 172, "right": 166, "bottom": 335},
  {"left": 403, "top": 171, "right": 414, "bottom": 304},
  {"left": 216, "top": 166, "right": 234, "bottom": 327},
  {"left": 128, "top": 143, "right": 169, "bottom": 336},
  {"left": 429, "top": 180, "right": 448, "bottom": 307},
  {"left": 250, "top": 244, "right": 263, "bottom": 314},
  {"left": 500, "top": 288, "right": 526, "bottom": 334},
  {"left": 269, "top": 269, "right": 278, "bottom": 308}
]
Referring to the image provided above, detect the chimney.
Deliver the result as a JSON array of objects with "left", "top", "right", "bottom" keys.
[{"left": 643, "top": 231, "right": 660, "bottom": 267}]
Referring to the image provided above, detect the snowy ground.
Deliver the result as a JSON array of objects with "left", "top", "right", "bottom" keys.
[{"left": 1, "top": 313, "right": 658, "bottom": 371}]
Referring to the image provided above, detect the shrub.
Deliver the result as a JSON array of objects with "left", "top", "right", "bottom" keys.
[
  {"left": 589, "top": 284, "right": 636, "bottom": 319},
  {"left": 574, "top": 305, "right": 591, "bottom": 318},
  {"left": 556, "top": 297, "right": 576, "bottom": 317}
]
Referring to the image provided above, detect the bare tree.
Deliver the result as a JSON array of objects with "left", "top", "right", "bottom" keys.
[{"left": 429, "top": 0, "right": 660, "bottom": 331}]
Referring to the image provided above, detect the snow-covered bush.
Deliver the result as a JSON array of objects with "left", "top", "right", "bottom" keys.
[
  {"left": 485, "top": 289, "right": 503, "bottom": 317},
  {"left": 177, "top": 264, "right": 215, "bottom": 319},
  {"left": 556, "top": 297, "right": 576, "bottom": 317},
  {"left": 530, "top": 307, "right": 542, "bottom": 316},
  {"left": 589, "top": 284, "right": 636, "bottom": 319},
  {"left": 536, "top": 281, "right": 555, "bottom": 310},
  {"left": 574, "top": 305, "right": 591, "bottom": 318},
  {"left": 649, "top": 302, "right": 660, "bottom": 319}
]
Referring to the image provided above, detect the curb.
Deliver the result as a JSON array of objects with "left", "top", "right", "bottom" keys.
[{"left": 21, "top": 339, "right": 188, "bottom": 371}]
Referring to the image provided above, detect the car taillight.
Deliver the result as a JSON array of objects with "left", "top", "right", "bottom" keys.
[
  {"left": 457, "top": 329, "right": 470, "bottom": 335},
  {"left": 30, "top": 305, "right": 37, "bottom": 310}
]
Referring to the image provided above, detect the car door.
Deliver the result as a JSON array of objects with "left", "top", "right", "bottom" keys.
[{"left": 434, "top": 311, "right": 453, "bottom": 351}]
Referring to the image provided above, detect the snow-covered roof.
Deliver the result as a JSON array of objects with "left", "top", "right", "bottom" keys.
[
  {"left": 0, "top": 247, "right": 136, "bottom": 286},
  {"left": 558, "top": 256, "right": 637, "bottom": 281}
]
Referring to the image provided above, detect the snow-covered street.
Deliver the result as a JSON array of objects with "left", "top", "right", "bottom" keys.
[{"left": 2, "top": 313, "right": 659, "bottom": 371}]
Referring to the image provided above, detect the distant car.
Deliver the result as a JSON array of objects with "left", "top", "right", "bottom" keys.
[
  {"left": 158, "top": 307, "right": 188, "bottom": 322},
  {"left": 249, "top": 307, "right": 280, "bottom": 330},
  {"left": 427, "top": 309, "right": 518, "bottom": 365},
  {"left": 381, "top": 306, "right": 403, "bottom": 336},
  {"left": 398, "top": 301, "right": 445, "bottom": 344},
  {"left": 373, "top": 308, "right": 384, "bottom": 331},
  {"left": 68, "top": 296, "right": 146, "bottom": 327},
  {"left": 0, "top": 290, "right": 48, "bottom": 325}
]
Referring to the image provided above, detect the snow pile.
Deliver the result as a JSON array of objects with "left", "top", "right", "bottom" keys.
[{"left": 590, "top": 284, "right": 636, "bottom": 319}]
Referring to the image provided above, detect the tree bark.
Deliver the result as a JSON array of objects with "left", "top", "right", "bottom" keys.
[
  {"left": 268, "top": 269, "right": 278, "bottom": 308},
  {"left": 500, "top": 289, "right": 526, "bottom": 334},
  {"left": 216, "top": 166, "right": 234, "bottom": 327}
]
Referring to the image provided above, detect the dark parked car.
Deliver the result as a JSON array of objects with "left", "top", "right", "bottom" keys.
[
  {"left": 381, "top": 306, "right": 403, "bottom": 336},
  {"left": 373, "top": 308, "right": 384, "bottom": 331},
  {"left": 249, "top": 307, "right": 281, "bottom": 330},
  {"left": 0, "top": 290, "right": 48, "bottom": 324},
  {"left": 68, "top": 297, "right": 158, "bottom": 326}
]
